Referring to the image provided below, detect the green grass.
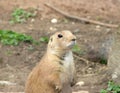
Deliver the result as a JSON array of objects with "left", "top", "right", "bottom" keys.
[
  {"left": 72, "top": 44, "right": 85, "bottom": 55},
  {"left": 100, "top": 57, "right": 107, "bottom": 65},
  {"left": 10, "top": 8, "right": 35, "bottom": 24},
  {"left": 72, "top": 44, "right": 80, "bottom": 52},
  {"left": 61, "top": 18, "right": 69, "bottom": 23},
  {"left": 100, "top": 81, "right": 120, "bottom": 93},
  {"left": 95, "top": 16, "right": 102, "bottom": 21},
  {"left": 0, "top": 30, "right": 34, "bottom": 45},
  {"left": 40, "top": 36, "right": 49, "bottom": 43}
]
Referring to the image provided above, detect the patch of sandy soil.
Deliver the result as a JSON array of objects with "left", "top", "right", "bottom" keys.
[{"left": 0, "top": 0, "right": 119, "bottom": 93}]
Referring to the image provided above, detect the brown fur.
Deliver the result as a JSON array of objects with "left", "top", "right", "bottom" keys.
[{"left": 25, "top": 30, "right": 76, "bottom": 93}]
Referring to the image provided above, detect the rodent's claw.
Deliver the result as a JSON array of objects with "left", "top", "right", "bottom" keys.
[
  {"left": 71, "top": 78, "right": 77, "bottom": 86},
  {"left": 55, "top": 85, "right": 62, "bottom": 92}
]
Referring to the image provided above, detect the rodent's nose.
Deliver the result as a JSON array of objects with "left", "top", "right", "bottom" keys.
[{"left": 71, "top": 38, "right": 76, "bottom": 41}]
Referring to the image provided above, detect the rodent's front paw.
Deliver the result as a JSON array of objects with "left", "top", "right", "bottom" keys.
[
  {"left": 71, "top": 78, "right": 77, "bottom": 86},
  {"left": 55, "top": 85, "right": 62, "bottom": 92}
]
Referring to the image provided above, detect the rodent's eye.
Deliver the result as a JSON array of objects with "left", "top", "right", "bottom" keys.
[{"left": 58, "top": 34, "right": 63, "bottom": 38}]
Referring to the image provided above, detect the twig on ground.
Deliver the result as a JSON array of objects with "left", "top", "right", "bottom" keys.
[
  {"left": 73, "top": 53, "right": 89, "bottom": 65},
  {"left": 45, "top": 3, "right": 119, "bottom": 28}
]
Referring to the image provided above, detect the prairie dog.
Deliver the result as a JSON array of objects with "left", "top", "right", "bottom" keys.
[{"left": 25, "top": 30, "right": 76, "bottom": 93}]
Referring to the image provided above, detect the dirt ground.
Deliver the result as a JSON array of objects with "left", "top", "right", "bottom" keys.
[{"left": 0, "top": 0, "right": 120, "bottom": 93}]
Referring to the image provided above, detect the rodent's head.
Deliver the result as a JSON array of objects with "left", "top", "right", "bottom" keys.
[{"left": 48, "top": 30, "right": 76, "bottom": 52}]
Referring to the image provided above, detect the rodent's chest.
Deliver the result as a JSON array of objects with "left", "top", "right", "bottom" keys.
[
  {"left": 62, "top": 51, "right": 73, "bottom": 68},
  {"left": 60, "top": 51, "right": 74, "bottom": 82}
]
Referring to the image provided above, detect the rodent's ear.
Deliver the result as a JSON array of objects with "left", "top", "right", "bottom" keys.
[
  {"left": 50, "top": 37, "right": 53, "bottom": 42},
  {"left": 48, "top": 37, "right": 53, "bottom": 48}
]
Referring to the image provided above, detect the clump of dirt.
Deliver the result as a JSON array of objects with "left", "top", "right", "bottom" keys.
[{"left": 0, "top": 0, "right": 119, "bottom": 92}]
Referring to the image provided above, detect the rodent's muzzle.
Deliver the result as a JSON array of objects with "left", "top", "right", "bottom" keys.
[
  {"left": 67, "top": 38, "right": 76, "bottom": 48},
  {"left": 71, "top": 39, "right": 76, "bottom": 41}
]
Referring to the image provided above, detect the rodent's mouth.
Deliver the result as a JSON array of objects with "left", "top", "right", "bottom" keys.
[{"left": 67, "top": 41, "right": 76, "bottom": 48}]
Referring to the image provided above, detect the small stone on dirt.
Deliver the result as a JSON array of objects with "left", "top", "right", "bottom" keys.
[
  {"left": 51, "top": 18, "right": 58, "bottom": 23},
  {"left": 0, "top": 81, "right": 16, "bottom": 86},
  {"left": 31, "top": 19, "right": 35, "bottom": 23},
  {"left": 96, "top": 25, "right": 101, "bottom": 29},
  {"left": 76, "top": 81, "right": 85, "bottom": 86}
]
